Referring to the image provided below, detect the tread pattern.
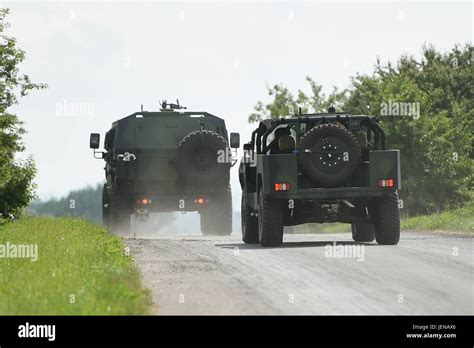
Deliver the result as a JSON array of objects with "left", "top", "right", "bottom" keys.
[
  {"left": 108, "top": 188, "right": 131, "bottom": 236},
  {"left": 351, "top": 222, "right": 375, "bottom": 242},
  {"left": 241, "top": 192, "right": 259, "bottom": 244},
  {"left": 177, "top": 129, "right": 227, "bottom": 147},
  {"left": 258, "top": 189, "right": 284, "bottom": 247},
  {"left": 176, "top": 130, "right": 231, "bottom": 188},
  {"left": 201, "top": 186, "right": 232, "bottom": 236},
  {"left": 373, "top": 191, "right": 401, "bottom": 245},
  {"left": 299, "top": 122, "right": 361, "bottom": 187}
]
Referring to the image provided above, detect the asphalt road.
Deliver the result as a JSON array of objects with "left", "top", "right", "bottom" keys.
[{"left": 126, "top": 231, "right": 473, "bottom": 315}]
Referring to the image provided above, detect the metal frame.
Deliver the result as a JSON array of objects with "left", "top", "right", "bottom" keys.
[{"left": 253, "top": 114, "right": 386, "bottom": 154}]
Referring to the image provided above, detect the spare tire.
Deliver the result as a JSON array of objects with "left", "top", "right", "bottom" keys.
[
  {"left": 298, "top": 123, "right": 360, "bottom": 187},
  {"left": 175, "top": 130, "right": 231, "bottom": 187}
]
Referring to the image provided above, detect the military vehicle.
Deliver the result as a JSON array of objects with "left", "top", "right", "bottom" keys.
[
  {"left": 239, "top": 110, "right": 401, "bottom": 247},
  {"left": 90, "top": 101, "right": 240, "bottom": 236}
]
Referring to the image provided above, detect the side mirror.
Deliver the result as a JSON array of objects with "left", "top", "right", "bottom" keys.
[
  {"left": 230, "top": 133, "right": 240, "bottom": 149},
  {"left": 90, "top": 133, "right": 100, "bottom": 149},
  {"left": 243, "top": 143, "right": 252, "bottom": 151}
]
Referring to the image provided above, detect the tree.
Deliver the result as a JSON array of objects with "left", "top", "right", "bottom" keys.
[
  {"left": 249, "top": 44, "right": 473, "bottom": 216},
  {"left": 0, "top": 8, "right": 46, "bottom": 221},
  {"left": 343, "top": 44, "right": 473, "bottom": 215},
  {"left": 248, "top": 77, "right": 347, "bottom": 122}
]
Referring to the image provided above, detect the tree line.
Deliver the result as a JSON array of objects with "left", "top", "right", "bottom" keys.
[{"left": 27, "top": 184, "right": 103, "bottom": 223}]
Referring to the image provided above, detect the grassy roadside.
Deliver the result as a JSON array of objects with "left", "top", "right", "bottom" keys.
[
  {"left": 0, "top": 216, "right": 151, "bottom": 315},
  {"left": 293, "top": 203, "right": 474, "bottom": 235},
  {"left": 291, "top": 222, "right": 350, "bottom": 234},
  {"left": 401, "top": 203, "right": 474, "bottom": 234}
]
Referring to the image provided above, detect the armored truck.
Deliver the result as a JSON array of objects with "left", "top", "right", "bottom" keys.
[
  {"left": 239, "top": 112, "right": 401, "bottom": 247},
  {"left": 90, "top": 101, "right": 240, "bottom": 236}
]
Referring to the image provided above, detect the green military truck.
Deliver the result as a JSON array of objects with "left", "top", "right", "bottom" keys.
[
  {"left": 239, "top": 112, "right": 401, "bottom": 247},
  {"left": 90, "top": 101, "right": 240, "bottom": 236}
]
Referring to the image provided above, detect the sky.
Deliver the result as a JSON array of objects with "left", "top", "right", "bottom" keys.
[{"left": 3, "top": 1, "right": 473, "bottom": 207}]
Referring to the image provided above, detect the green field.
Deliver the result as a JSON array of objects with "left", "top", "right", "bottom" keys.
[
  {"left": 401, "top": 203, "right": 474, "bottom": 234},
  {"left": 294, "top": 202, "right": 474, "bottom": 235},
  {"left": 0, "top": 216, "right": 151, "bottom": 315}
]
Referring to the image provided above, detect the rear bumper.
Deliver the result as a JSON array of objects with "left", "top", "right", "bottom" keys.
[{"left": 270, "top": 186, "right": 395, "bottom": 199}]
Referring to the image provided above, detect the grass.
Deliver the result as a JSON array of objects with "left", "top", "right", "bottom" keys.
[
  {"left": 291, "top": 222, "right": 350, "bottom": 234},
  {"left": 401, "top": 203, "right": 474, "bottom": 234},
  {"left": 0, "top": 216, "right": 151, "bottom": 315},
  {"left": 292, "top": 202, "right": 474, "bottom": 235}
]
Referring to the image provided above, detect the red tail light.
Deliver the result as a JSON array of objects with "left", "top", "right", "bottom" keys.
[
  {"left": 137, "top": 198, "right": 152, "bottom": 205},
  {"left": 194, "top": 197, "right": 208, "bottom": 205},
  {"left": 274, "top": 183, "right": 292, "bottom": 191},
  {"left": 378, "top": 179, "right": 395, "bottom": 188}
]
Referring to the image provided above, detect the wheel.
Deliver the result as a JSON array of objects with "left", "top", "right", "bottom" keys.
[
  {"left": 351, "top": 223, "right": 375, "bottom": 242},
  {"left": 200, "top": 186, "right": 232, "bottom": 236},
  {"left": 372, "top": 192, "right": 400, "bottom": 245},
  {"left": 258, "top": 188, "right": 284, "bottom": 247},
  {"left": 241, "top": 191, "right": 258, "bottom": 244},
  {"left": 298, "top": 123, "right": 361, "bottom": 187},
  {"left": 102, "top": 184, "right": 110, "bottom": 227},
  {"left": 175, "top": 130, "right": 231, "bottom": 189},
  {"left": 108, "top": 191, "right": 131, "bottom": 237}
]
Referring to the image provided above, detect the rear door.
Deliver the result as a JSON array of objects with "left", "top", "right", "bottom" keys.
[{"left": 134, "top": 116, "right": 184, "bottom": 193}]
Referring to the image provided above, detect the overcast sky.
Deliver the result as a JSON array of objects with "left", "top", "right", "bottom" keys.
[{"left": 4, "top": 1, "right": 472, "bottom": 204}]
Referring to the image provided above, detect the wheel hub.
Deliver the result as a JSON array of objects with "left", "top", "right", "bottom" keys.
[
  {"left": 193, "top": 148, "right": 215, "bottom": 171},
  {"left": 309, "top": 137, "right": 349, "bottom": 174}
]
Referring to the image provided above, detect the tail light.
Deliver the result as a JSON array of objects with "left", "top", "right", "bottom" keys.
[
  {"left": 194, "top": 197, "right": 209, "bottom": 205},
  {"left": 274, "top": 182, "right": 292, "bottom": 192},
  {"left": 137, "top": 198, "right": 152, "bottom": 205},
  {"left": 378, "top": 179, "right": 395, "bottom": 188}
]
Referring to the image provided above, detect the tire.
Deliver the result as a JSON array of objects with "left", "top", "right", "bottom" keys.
[
  {"left": 241, "top": 191, "right": 258, "bottom": 244},
  {"left": 351, "top": 223, "right": 375, "bottom": 242},
  {"left": 108, "top": 191, "right": 131, "bottom": 237},
  {"left": 200, "top": 186, "right": 232, "bottom": 236},
  {"left": 102, "top": 184, "right": 110, "bottom": 227},
  {"left": 258, "top": 188, "right": 284, "bottom": 247},
  {"left": 372, "top": 192, "right": 400, "bottom": 245},
  {"left": 298, "top": 123, "right": 361, "bottom": 187},
  {"left": 175, "top": 130, "right": 231, "bottom": 188}
]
